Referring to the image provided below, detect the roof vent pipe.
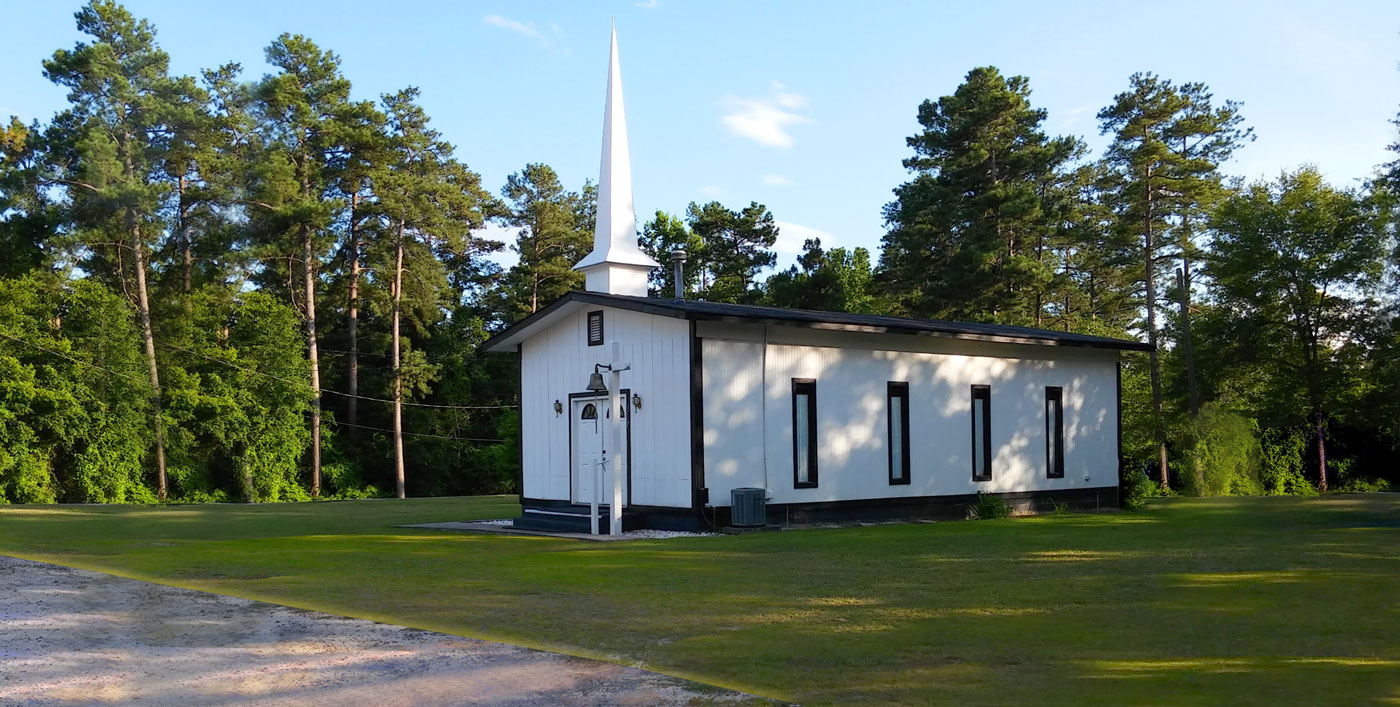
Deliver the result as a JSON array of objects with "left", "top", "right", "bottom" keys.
[{"left": 669, "top": 249, "right": 687, "bottom": 300}]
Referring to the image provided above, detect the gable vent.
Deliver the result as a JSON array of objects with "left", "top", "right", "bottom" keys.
[{"left": 587, "top": 311, "right": 604, "bottom": 346}]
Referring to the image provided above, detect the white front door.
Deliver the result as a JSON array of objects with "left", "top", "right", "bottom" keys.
[{"left": 572, "top": 397, "right": 610, "bottom": 505}]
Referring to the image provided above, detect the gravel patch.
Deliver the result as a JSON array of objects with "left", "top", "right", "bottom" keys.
[
  {"left": 0, "top": 555, "right": 758, "bottom": 706},
  {"left": 471, "top": 520, "right": 717, "bottom": 539},
  {"left": 623, "top": 529, "right": 718, "bottom": 539}
]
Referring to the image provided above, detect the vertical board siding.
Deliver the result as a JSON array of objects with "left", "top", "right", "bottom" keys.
[
  {"left": 518, "top": 306, "right": 692, "bottom": 507},
  {"left": 701, "top": 339, "right": 768, "bottom": 500},
  {"left": 702, "top": 327, "right": 1120, "bottom": 506}
]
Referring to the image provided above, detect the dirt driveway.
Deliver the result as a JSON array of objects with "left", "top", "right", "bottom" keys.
[{"left": 0, "top": 555, "right": 756, "bottom": 706}]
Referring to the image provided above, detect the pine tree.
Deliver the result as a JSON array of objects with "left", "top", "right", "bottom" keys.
[
  {"left": 496, "top": 164, "right": 592, "bottom": 321},
  {"left": 686, "top": 200, "right": 777, "bottom": 304},
  {"left": 375, "top": 87, "right": 489, "bottom": 498},
  {"left": 1098, "top": 72, "right": 1251, "bottom": 489},
  {"left": 0, "top": 118, "right": 53, "bottom": 277},
  {"left": 639, "top": 210, "right": 700, "bottom": 297},
  {"left": 328, "top": 98, "right": 387, "bottom": 431},
  {"left": 42, "top": 0, "right": 179, "bottom": 497},
  {"left": 879, "top": 67, "right": 1080, "bottom": 324},
  {"left": 247, "top": 34, "right": 355, "bottom": 497}
]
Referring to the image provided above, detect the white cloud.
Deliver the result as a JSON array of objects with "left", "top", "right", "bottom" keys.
[
  {"left": 484, "top": 15, "right": 550, "bottom": 47},
  {"left": 1057, "top": 104, "right": 1094, "bottom": 130},
  {"left": 773, "top": 221, "right": 834, "bottom": 256},
  {"left": 699, "top": 185, "right": 725, "bottom": 199},
  {"left": 762, "top": 173, "right": 792, "bottom": 187},
  {"left": 635, "top": 0, "right": 660, "bottom": 7},
  {"left": 720, "top": 81, "right": 812, "bottom": 148}
]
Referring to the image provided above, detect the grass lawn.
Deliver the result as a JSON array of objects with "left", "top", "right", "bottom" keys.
[{"left": 1, "top": 495, "right": 1397, "bottom": 705}]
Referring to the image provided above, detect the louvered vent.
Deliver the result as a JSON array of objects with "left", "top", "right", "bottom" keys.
[{"left": 587, "top": 311, "right": 604, "bottom": 346}]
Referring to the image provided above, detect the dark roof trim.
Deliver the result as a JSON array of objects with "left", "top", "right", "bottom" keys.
[{"left": 481, "top": 291, "right": 1154, "bottom": 353}]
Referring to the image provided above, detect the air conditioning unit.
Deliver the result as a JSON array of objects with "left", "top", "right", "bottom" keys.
[{"left": 730, "top": 488, "right": 767, "bottom": 528}]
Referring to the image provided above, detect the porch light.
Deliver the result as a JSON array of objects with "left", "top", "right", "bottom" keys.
[
  {"left": 631, "top": 393, "right": 642, "bottom": 410},
  {"left": 553, "top": 399, "right": 563, "bottom": 416}
]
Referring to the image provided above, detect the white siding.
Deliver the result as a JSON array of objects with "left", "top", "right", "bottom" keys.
[
  {"left": 520, "top": 307, "right": 692, "bottom": 507},
  {"left": 701, "top": 325, "right": 1119, "bottom": 506},
  {"left": 701, "top": 339, "right": 767, "bottom": 497}
]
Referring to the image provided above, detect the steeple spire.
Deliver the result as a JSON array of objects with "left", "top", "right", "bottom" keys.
[{"left": 574, "top": 24, "right": 659, "bottom": 296}]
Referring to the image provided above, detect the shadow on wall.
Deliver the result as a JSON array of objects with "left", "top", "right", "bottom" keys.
[{"left": 705, "top": 341, "right": 1113, "bottom": 497}]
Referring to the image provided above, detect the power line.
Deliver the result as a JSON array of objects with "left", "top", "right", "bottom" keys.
[
  {"left": 159, "top": 342, "right": 517, "bottom": 410},
  {"left": 0, "top": 331, "right": 156, "bottom": 390},
  {"left": 330, "top": 420, "right": 505, "bottom": 443},
  {"left": 1, "top": 333, "right": 506, "bottom": 444}
]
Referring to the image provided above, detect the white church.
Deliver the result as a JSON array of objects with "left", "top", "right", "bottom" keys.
[{"left": 482, "top": 29, "right": 1151, "bottom": 533}]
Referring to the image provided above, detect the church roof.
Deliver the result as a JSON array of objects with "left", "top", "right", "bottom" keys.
[{"left": 481, "top": 290, "right": 1154, "bottom": 353}]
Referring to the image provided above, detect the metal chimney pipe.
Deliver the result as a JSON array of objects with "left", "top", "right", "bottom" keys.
[{"left": 669, "top": 248, "right": 688, "bottom": 300}]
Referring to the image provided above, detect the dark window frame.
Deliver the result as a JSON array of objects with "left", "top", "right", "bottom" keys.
[
  {"left": 791, "top": 378, "right": 818, "bottom": 489},
  {"left": 1045, "top": 386, "right": 1065, "bottom": 478},
  {"left": 887, "top": 382, "right": 911, "bottom": 485},
  {"left": 587, "top": 310, "right": 604, "bottom": 346},
  {"left": 971, "top": 384, "right": 992, "bottom": 482}
]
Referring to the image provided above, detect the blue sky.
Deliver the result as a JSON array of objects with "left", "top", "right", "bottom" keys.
[{"left": 4, "top": 1, "right": 1399, "bottom": 270}]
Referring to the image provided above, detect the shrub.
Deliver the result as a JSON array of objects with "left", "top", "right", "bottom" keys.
[
  {"left": 968, "top": 492, "right": 1010, "bottom": 520},
  {"left": 1181, "top": 405, "right": 1262, "bottom": 496},
  {"left": 1121, "top": 467, "right": 1156, "bottom": 511},
  {"left": 1259, "top": 427, "right": 1314, "bottom": 495},
  {"left": 1333, "top": 458, "right": 1394, "bottom": 493}
]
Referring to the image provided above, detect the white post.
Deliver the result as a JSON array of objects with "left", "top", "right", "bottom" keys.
[
  {"left": 590, "top": 458, "right": 600, "bottom": 536},
  {"left": 607, "top": 342, "right": 627, "bottom": 536}
]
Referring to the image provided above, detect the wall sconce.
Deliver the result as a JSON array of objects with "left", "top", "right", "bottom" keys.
[
  {"left": 631, "top": 393, "right": 642, "bottom": 411},
  {"left": 553, "top": 399, "right": 563, "bottom": 416}
]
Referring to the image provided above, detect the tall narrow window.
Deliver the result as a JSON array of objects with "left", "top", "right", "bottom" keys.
[
  {"left": 792, "top": 379, "right": 818, "bottom": 488},
  {"left": 887, "top": 382, "right": 911, "bottom": 485},
  {"left": 1045, "top": 386, "right": 1065, "bottom": 478},
  {"left": 971, "top": 385, "right": 991, "bottom": 481},
  {"left": 587, "top": 310, "right": 604, "bottom": 346}
]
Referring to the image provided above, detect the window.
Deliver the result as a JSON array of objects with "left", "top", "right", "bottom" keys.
[
  {"left": 792, "top": 379, "right": 818, "bottom": 488},
  {"left": 971, "top": 385, "right": 991, "bottom": 481},
  {"left": 1045, "top": 387, "right": 1064, "bottom": 478},
  {"left": 580, "top": 403, "right": 597, "bottom": 420},
  {"left": 887, "top": 382, "right": 911, "bottom": 485},
  {"left": 587, "top": 310, "right": 604, "bottom": 346}
]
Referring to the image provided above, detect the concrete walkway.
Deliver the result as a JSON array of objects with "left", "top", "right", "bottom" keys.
[{"left": 0, "top": 555, "right": 757, "bottom": 706}]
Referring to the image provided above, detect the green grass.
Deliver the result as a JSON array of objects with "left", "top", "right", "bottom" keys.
[{"left": 1, "top": 495, "right": 1397, "bottom": 705}]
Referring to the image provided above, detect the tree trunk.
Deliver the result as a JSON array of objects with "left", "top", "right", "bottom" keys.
[
  {"left": 1316, "top": 409, "right": 1328, "bottom": 493},
  {"left": 131, "top": 224, "right": 168, "bottom": 500},
  {"left": 392, "top": 220, "right": 406, "bottom": 499},
  {"left": 1177, "top": 138, "right": 1200, "bottom": 417},
  {"left": 1177, "top": 265, "right": 1199, "bottom": 416},
  {"left": 179, "top": 175, "right": 193, "bottom": 313},
  {"left": 303, "top": 225, "right": 322, "bottom": 498},
  {"left": 1143, "top": 158, "right": 1169, "bottom": 490},
  {"left": 347, "top": 193, "right": 360, "bottom": 429}
]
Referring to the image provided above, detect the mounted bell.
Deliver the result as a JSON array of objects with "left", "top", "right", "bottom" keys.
[{"left": 586, "top": 370, "right": 608, "bottom": 393}]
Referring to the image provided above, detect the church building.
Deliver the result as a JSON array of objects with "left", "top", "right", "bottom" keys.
[{"left": 481, "top": 29, "right": 1152, "bottom": 533}]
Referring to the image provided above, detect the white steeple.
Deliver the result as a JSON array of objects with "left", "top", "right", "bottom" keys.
[{"left": 573, "top": 24, "right": 659, "bottom": 296}]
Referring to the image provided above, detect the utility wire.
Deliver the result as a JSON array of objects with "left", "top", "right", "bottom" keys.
[
  {"left": 1, "top": 332, "right": 505, "bottom": 444},
  {"left": 160, "top": 341, "right": 517, "bottom": 410},
  {"left": 0, "top": 331, "right": 156, "bottom": 389},
  {"left": 330, "top": 420, "right": 505, "bottom": 443}
]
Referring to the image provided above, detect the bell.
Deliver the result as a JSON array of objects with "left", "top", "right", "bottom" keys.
[{"left": 586, "top": 370, "right": 608, "bottom": 393}]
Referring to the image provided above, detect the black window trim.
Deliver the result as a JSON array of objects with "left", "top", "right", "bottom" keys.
[
  {"left": 587, "top": 310, "right": 604, "bottom": 346},
  {"left": 791, "top": 378, "right": 818, "bottom": 489},
  {"left": 887, "top": 381, "right": 911, "bottom": 485},
  {"left": 1045, "top": 386, "right": 1065, "bottom": 478},
  {"left": 971, "top": 384, "right": 992, "bottom": 482}
]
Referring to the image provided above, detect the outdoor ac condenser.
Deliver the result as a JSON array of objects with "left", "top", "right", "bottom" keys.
[{"left": 730, "top": 488, "right": 767, "bottom": 527}]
